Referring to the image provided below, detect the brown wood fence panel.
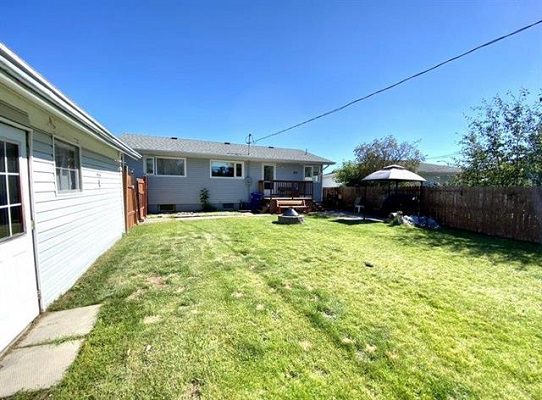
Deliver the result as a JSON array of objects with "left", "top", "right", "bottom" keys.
[
  {"left": 325, "top": 186, "right": 542, "bottom": 243},
  {"left": 123, "top": 167, "right": 147, "bottom": 231},
  {"left": 136, "top": 176, "right": 147, "bottom": 221},
  {"left": 421, "top": 186, "right": 542, "bottom": 243}
]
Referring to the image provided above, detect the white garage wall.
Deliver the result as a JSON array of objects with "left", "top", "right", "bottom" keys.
[
  {"left": 0, "top": 83, "right": 128, "bottom": 310},
  {"left": 32, "top": 130, "right": 125, "bottom": 307}
]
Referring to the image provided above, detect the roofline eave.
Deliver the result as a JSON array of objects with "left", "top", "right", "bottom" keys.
[
  {"left": 131, "top": 148, "right": 334, "bottom": 165},
  {"left": 0, "top": 44, "right": 141, "bottom": 159}
]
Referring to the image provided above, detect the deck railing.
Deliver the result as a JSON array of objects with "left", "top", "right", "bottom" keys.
[{"left": 258, "top": 180, "right": 313, "bottom": 198}]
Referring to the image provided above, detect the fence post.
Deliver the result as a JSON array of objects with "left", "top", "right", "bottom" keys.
[
  {"left": 122, "top": 166, "right": 129, "bottom": 232},
  {"left": 143, "top": 176, "right": 148, "bottom": 219}
]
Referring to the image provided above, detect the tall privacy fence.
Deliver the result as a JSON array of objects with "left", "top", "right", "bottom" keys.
[
  {"left": 324, "top": 186, "right": 542, "bottom": 244},
  {"left": 123, "top": 167, "right": 148, "bottom": 231}
]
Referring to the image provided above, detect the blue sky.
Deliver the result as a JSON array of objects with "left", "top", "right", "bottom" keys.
[{"left": 1, "top": 1, "right": 541, "bottom": 166}]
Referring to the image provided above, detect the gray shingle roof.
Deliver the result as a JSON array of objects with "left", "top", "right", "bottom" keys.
[
  {"left": 120, "top": 134, "right": 334, "bottom": 164},
  {"left": 417, "top": 162, "right": 461, "bottom": 174}
]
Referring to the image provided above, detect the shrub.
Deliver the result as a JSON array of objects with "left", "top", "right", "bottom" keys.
[{"left": 200, "top": 188, "right": 215, "bottom": 212}]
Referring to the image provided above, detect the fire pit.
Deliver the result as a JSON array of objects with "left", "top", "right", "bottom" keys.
[{"left": 277, "top": 207, "right": 304, "bottom": 224}]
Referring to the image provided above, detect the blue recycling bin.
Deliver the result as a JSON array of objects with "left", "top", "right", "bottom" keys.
[{"left": 250, "top": 192, "right": 264, "bottom": 210}]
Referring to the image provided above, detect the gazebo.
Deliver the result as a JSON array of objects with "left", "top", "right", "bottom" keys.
[{"left": 361, "top": 165, "right": 426, "bottom": 214}]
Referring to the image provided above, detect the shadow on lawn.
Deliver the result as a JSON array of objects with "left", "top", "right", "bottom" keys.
[
  {"left": 332, "top": 219, "right": 380, "bottom": 225},
  {"left": 392, "top": 226, "right": 542, "bottom": 267}
]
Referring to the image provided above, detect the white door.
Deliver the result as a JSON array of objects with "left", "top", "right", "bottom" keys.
[
  {"left": 262, "top": 164, "right": 275, "bottom": 196},
  {"left": 0, "top": 123, "right": 39, "bottom": 352}
]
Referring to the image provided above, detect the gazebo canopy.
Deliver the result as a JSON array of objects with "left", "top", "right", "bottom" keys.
[{"left": 362, "top": 164, "right": 426, "bottom": 182}]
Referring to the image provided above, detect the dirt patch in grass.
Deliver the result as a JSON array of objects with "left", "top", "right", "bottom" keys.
[
  {"left": 127, "top": 288, "right": 146, "bottom": 301},
  {"left": 146, "top": 275, "right": 167, "bottom": 288},
  {"left": 183, "top": 378, "right": 204, "bottom": 399},
  {"left": 299, "top": 340, "right": 312, "bottom": 351},
  {"left": 143, "top": 315, "right": 162, "bottom": 325}
]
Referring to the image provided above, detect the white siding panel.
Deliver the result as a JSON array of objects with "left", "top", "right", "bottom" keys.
[{"left": 32, "top": 131, "right": 125, "bottom": 307}]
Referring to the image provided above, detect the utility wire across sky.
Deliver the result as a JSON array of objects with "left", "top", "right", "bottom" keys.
[{"left": 251, "top": 18, "right": 542, "bottom": 144}]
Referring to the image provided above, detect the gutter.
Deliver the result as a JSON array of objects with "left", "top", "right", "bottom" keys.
[
  {"left": 0, "top": 43, "right": 141, "bottom": 159},
  {"left": 131, "top": 148, "right": 335, "bottom": 165}
]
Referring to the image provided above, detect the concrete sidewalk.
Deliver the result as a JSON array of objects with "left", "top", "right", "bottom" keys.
[{"left": 0, "top": 304, "right": 101, "bottom": 398}]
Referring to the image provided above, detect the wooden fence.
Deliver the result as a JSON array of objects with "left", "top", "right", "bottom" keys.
[
  {"left": 123, "top": 167, "right": 147, "bottom": 231},
  {"left": 324, "top": 186, "right": 542, "bottom": 243}
]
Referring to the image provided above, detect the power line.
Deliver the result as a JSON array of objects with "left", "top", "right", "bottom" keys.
[
  {"left": 253, "top": 18, "right": 542, "bottom": 143},
  {"left": 425, "top": 152, "right": 461, "bottom": 160}
]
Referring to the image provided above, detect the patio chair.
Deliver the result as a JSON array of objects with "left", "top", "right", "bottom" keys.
[{"left": 354, "top": 196, "right": 365, "bottom": 216}]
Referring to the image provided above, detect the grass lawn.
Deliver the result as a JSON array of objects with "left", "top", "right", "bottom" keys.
[{"left": 13, "top": 216, "right": 542, "bottom": 399}]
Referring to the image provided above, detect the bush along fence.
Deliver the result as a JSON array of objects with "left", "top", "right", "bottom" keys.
[{"left": 324, "top": 186, "right": 542, "bottom": 244}]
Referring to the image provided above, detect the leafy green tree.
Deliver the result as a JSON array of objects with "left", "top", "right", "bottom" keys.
[
  {"left": 335, "top": 135, "right": 424, "bottom": 186},
  {"left": 455, "top": 89, "right": 542, "bottom": 186}
]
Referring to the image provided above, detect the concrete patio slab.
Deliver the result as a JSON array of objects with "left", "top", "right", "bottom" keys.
[
  {"left": 146, "top": 211, "right": 269, "bottom": 223},
  {"left": 335, "top": 216, "right": 368, "bottom": 224},
  {"left": 0, "top": 340, "right": 83, "bottom": 398},
  {"left": 18, "top": 304, "right": 101, "bottom": 347}
]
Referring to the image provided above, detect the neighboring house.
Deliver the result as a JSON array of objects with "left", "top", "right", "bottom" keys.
[
  {"left": 416, "top": 162, "right": 461, "bottom": 185},
  {"left": 121, "top": 134, "right": 334, "bottom": 212},
  {"left": 323, "top": 163, "right": 460, "bottom": 188},
  {"left": 0, "top": 44, "right": 140, "bottom": 352},
  {"left": 323, "top": 172, "right": 341, "bottom": 188}
]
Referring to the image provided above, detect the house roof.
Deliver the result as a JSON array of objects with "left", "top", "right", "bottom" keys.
[
  {"left": 120, "top": 134, "right": 335, "bottom": 164},
  {"left": 0, "top": 44, "right": 141, "bottom": 159},
  {"left": 417, "top": 162, "right": 461, "bottom": 174}
]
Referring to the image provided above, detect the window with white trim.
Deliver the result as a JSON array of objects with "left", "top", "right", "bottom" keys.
[
  {"left": 54, "top": 139, "right": 81, "bottom": 192},
  {"left": 144, "top": 157, "right": 154, "bottom": 174},
  {"left": 0, "top": 140, "right": 24, "bottom": 239},
  {"left": 313, "top": 165, "right": 321, "bottom": 182},
  {"left": 304, "top": 166, "right": 313, "bottom": 181},
  {"left": 211, "top": 160, "right": 243, "bottom": 178},
  {"left": 304, "top": 165, "right": 321, "bottom": 182},
  {"left": 156, "top": 157, "right": 186, "bottom": 176}
]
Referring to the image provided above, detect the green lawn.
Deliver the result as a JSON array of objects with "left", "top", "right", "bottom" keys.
[{"left": 14, "top": 216, "right": 542, "bottom": 399}]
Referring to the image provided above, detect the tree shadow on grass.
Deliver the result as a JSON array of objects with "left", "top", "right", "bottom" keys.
[
  {"left": 392, "top": 226, "right": 542, "bottom": 268},
  {"left": 308, "top": 211, "right": 383, "bottom": 220},
  {"left": 332, "top": 219, "right": 380, "bottom": 225}
]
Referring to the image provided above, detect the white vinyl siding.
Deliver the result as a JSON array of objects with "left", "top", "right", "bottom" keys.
[{"left": 32, "top": 130, "right": 125, "bottom": 307}]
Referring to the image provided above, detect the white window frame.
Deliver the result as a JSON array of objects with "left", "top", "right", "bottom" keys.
[
  {"left": 313, "top": 165, "right": 321, "bottom": 182},
  {"left": 149, "top": 156, "right": 187, "bottom": 177},
  {"left": 53, "top": 136, "right": 83, "bottom": 195},
  {"left": 303, "top": 165, "right": 313, "bottom": 181},
  {"left": 143, "top": 156, "right": 155, "bottom": 175},
  {"left": 0, "top": 137, "right": 25, "bottom": 241},
  {"left": 304, "top": 165, "right": 321, "bottom": 182},
  {"left": 210, "top": 160, "right": 244, "bottom": 179},
  {"left": 261, "top": 163, "right": 276, "bottom": 181}
]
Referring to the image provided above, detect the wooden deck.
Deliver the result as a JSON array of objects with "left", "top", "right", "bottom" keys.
[
  {"left": 258, "top": 180, "right": 314, "bottom": 213},
  {"left": 258, "top": 180, "right": 313, "bottom": 198}
]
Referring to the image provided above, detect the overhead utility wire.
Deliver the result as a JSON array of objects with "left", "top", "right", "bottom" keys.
[
  {"left": 424, "top": 152, "right": 461, "bottom": 160},
  {"left": 253, "top": 18, "right": 542, "bottom": 143}
]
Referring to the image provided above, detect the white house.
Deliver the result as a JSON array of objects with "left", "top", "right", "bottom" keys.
[
  {"left": 121, "top": 134, "right": 334, "bottom": 212},
  {"left": 0, "top": 44, "right": 140, "bottom": 352},
  {"left": 322, "top": 172, "right": 341, "bottom": 188}
]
